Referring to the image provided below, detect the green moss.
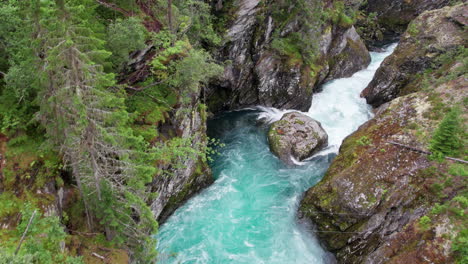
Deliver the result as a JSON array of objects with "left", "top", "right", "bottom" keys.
[
  {"left": 356, "top": 136, "right": 372, "bottom": 146},
  {"left": 418, "top": 215, "right": 432, "bottom": 230},
  {"left": 294, "top": 119, "right": 305, "bottom": 125}
]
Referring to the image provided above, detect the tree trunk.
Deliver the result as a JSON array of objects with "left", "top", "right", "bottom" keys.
[{"left": 167, "top": 0, "right": 173, "bottom": 33}]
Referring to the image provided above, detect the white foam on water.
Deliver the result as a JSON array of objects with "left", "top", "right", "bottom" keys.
[{"left": 156, "top": 43, "right": 398, "bottom": 264}]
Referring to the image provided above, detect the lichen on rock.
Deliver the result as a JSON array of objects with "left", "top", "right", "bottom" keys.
[
  {"left": 268, "top": 112, "right": 328, "bottom": 165},
  {"left": 361, "top": 3, "right": 467, "bottom": 107},
  {"left": 299, "top": 61, "right": 467, "bottom": 263}
]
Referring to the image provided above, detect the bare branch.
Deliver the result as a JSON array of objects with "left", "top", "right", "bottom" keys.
[{"left": 15, "top": 210, "right": 37, "bottom": 255}]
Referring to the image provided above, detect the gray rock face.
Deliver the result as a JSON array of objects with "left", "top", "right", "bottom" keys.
[
  {"left": 352, "top": 0, "right": 450, "bottom": 48},
  {"left": 268, "top": 112, "right": 328, "bottom": 165},
  {"left": 150, "top": 102, "right": 213, "bottom": 224},
  {"left": 208, "top": 0, "right": 370, "bottom": 112},
  {"left": 365, "top": 0, "right": 450, "bottom": 34},
  {"left": 361, "top": 3, "right": 467, "bottom": 107}
]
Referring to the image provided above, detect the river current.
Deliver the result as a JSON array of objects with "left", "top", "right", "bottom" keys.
[{"left": 156, "top": 44, "right": 397, "bottom": 264}]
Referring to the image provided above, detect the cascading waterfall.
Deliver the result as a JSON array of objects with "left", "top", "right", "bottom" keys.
[{"left": 156, "top": 44, "right": 397, "bottom": 264}]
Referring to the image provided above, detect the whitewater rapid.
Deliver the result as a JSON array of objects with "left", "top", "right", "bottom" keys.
[{"left": 156, "top": 44, "right": 397, "bottom": 264}]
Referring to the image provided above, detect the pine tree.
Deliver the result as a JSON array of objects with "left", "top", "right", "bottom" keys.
[
  {"left": 429, "top": 107, "right": 462, "bottom": 158},
  {"left": 35, "top": 0, "right": 157, "bottom": 261}
]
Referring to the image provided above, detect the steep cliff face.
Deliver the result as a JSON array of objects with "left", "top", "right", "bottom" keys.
[
  {"left": 300, "top": 72, "right": 466, "bottom": 263},
  {"left": 354, "top": 0, "right": 451, "bottom": 48},
  {"left": 362, "top": 3, "right": 467, "bottom": 107},
  {"left": 208, "top": 0, "right": 370, "bottom": 112},
  {"left": 364, "top": 0, "right": 450, "bottom": 36},
  {"left": 122, "top": 47, "right": 215, "bottom": 224},
  {"left": 299, "top": 4, "right": 467, "bottom": 263},
  {"left": 150, "top": 103, "right": 214, "bottom": 223}
]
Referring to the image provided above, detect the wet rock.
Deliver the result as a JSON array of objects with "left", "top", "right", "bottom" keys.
[
  {"left": 362, "top": 3, "right": 467, "bottom": 107},
  {"left": 268, "top": 112, "right": 328, "bottom": 165}
]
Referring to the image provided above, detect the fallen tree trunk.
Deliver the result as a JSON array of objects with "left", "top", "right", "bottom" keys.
[{"left": 387, "top": 141, "right": 468, "bottom": 164}]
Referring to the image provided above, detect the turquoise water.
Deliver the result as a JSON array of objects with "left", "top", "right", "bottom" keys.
[{"left": 156, "top": 44, "right": 397, "bottom": 264}]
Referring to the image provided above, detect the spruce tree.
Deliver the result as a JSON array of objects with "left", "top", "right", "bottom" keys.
[
  {"left": 429, "top": 107, "right": 462, "bottom": 158},
  {"left": 35, "top": 0, "right": 157, "bottom": 261}
]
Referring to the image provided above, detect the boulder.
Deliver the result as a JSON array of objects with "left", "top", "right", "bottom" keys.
[
  {"left": 361, "top": 3, "right": 467, "bottom": 107},
  {"left": 268, "top": 112, "right": 328, "bottom": 165}
]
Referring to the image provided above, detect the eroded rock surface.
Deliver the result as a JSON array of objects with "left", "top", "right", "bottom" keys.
[
  {"left": 208, "top": 0, "right": 370, "bottom": 112},
  {"left": 300, "top": 66, "right": 467, "bottom": 263},
  {"left": 361, "top": 3, "right": 467, "bottom": 107},
  {"left": 268, "top": 112, "right": 328, "bottom": 165},
  {"left": 353, "top": 0, "right": 451, "bottom": 48}
]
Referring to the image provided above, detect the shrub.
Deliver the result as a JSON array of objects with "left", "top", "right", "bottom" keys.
[{"left": 418, "top": 215, "right": 431, "bottom": 230}]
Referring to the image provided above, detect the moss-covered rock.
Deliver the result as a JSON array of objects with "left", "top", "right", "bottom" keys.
[
  {"left": 299, "top": 66, "right": 467, "bottom": 263},
  {"left": 361, "top": 3, "right": 467, "bottom": 107},
  {"left": 268, "top": 112, "right": 328, "bottom": 165},
  {"left": 356, "top": 0, "right": 451, "bottom": 48},
  {"left": 149, "top": 102, "right": 214, "bottom": 224}
]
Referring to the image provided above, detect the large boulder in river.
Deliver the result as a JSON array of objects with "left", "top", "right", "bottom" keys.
[
  {"left": 268, "top": 112, "right": 328, "bottom": 165},
  {"left": 361, "top": 3, "right": 467, "bottom": 107},
  {"left": 207, "top": 0, "right": 370, "bottom": 112}
]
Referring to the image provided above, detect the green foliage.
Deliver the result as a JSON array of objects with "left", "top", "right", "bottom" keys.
[
  {"left": 150, "top": 38, "right": 222, "bottom": 102},
  {"left": 355, "top": 11, "right": 383, "bottom": 43},
  {"left": 449, "top": 164, "right": 468, "bottom": 177},
  {"left": 407, "top": 22, "right": 420, "bottom": 36},
  {"left": 429, "top": 107, "right": 463, "bottom": 159},
  {"left": 168, "top": 49, "right": 223, "bottom": 97},
  {"left": 0, "top": 1, "right": 41, "bottom": 133},
  {"left": 269, "top": 0, "right": 326, "bottom": 66},
  {"left": 0, "top": 204, "right": 82, "bottom": 264},
  {"left": 453, "top": 229, "right": 468, "bottom": 263},
  {"left": 327, "top": 1, "right": 356, "bottom": 27},
  {"left": 356, "top": 136, "right": 372, "bottom": 146},
  {"left": 173, "top": 0, "right": 221, "bottom": 47},
  {"left": 30, "top": 0, "right": 158, "bottom": 261},
  {"left": 271, "top": 35, "right": 302, "bottom": 64},
  {"left": 106, "top": 17, "right": 147, "bottom": 70},
  {"left": 418, "top": 215, "right": 432, "bottom": 230},
  {"left": 1, "top": 0, "right": 223, "bottom": 262}
]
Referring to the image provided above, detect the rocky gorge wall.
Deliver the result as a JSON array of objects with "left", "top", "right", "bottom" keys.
[
  {"left": 300, "top": 3, "right": 467, "bottom": 263},
  {"left": 349, "top": 0, "right": 451, "bottom": 49},
  {"left": 207, "top": 0, "right": 371, "bottom": 112}
]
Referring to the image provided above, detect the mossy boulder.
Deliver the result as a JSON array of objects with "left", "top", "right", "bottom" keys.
[
  {"left": 361, "top": 3, "right": 467, "bottom": 107},
  {"left": 268, "top": 112, "right": 328, "bottom": 165}
]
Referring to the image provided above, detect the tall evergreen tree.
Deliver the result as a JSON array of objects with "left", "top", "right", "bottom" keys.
[{"left": 35, "top": 0, "right": 157, "bottom": 261}]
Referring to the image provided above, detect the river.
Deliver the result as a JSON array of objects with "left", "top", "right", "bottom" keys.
[{"left": 156, "top": 44, "right": 397, "bottom": 264}]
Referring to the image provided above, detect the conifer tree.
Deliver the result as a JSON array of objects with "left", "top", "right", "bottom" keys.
[
  {"left": 35, "top": 0, "right": 157, "bottom": 261},
  {"left": 429, "top": 107, "right": 462, "bottom": 158}
]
